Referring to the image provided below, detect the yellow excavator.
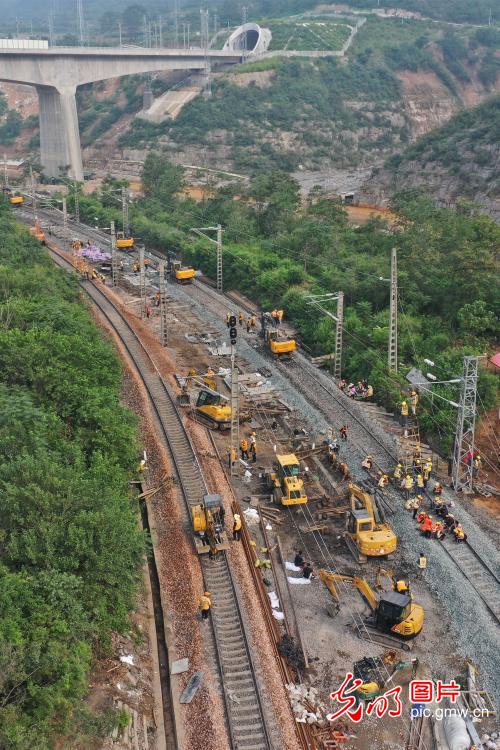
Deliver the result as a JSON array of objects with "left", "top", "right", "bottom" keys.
[
  {"left": 172, "top": 259, "right": 195, "bottom": 284},
  {"left": 260, "top": 312, "right": 296, "bottom": 359},
  {"left": 195, "top": 387, "right": 231, "bottom": 430},
  {"left": 192, "top": 494, "right": 230, "bottom": 554},
  {"left": 320, "top": 569, "right": 424, "bottom": 643},
  {"left": 345, "top": 483, "right": 397, "bottom": 563},
  {"left": 266, "top": 454, "right": 308, "bottom": 505},
  {"left": 115, "top": 231, "right": 134, "bottom": 249}
]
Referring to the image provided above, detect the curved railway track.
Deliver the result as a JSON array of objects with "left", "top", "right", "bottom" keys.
[
  {"left": 47, "top": 246, "right": 272, "bottom": 750},
  {"left": 24, "top": 205, "right": 500, "bottom": 641}
]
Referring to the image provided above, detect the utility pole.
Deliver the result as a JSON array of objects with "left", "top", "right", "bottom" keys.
[
  {"left": 3, "top": 153, "right": 7, "bottom": 187},
  {"left": 158, "top": 16, "right": 163, "bottom": 47},
  {"left": 48, "top": 10, "right": 54, "bottom": 46},
  {"left": 228, "top": 314, "right": 239, "bottom": 477},
  {"left": 201, "top": 9, "right": 212, "bottom": 98},
  {"left": 62, "top": 195, "right": 67, "bottom": 233},
  {"left": 110, "top": 220, "right": 119, "bottom": 287},
  {"left": 74, "top": 188, "right": 80, "bottom": 223},
  {"left": 334, "top": 292, "right": 344, "bottom": 381},
  {"left": 77, "top": 0, "right": 85, "bottom": 45},
  {"left": 122, "top": 187, "right": 129, "bottom": 236},
  {"left": 242, "top": 5, "right": 248, "bottom": 57},
  {"left": 159, "top": 261, "right": 168, "bottom": 346},
  {"left": 452, "top": 356, "right": 479, "bottom": 493},
  {"left": 174, "top": 0, "right": 180, "bottom": 46},
  {"left": 139, "top": 247, "right": 146, "bottom": 318},
  {"left": 190, "top": 224, "right": 223, "bottom": 292},
  {"left": 118, "top": 21, "right": 122, "bottom": 46},
  {"left": 389, "top": 246, "right": 398, "bottom": 373},
  {"left": 306, "top": 292, "right": 344, "bottom": 380},
  {"left": 30, "top": 163, "right": 36, "bottom": 222}
]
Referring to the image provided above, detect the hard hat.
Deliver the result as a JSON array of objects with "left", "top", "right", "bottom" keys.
[
  {"left": 204, "top": 592, "right": 211, "bottom": 597},
  {"left": 402, "top": 400, "right": 407, "bottom": 404},
  {"left": 234, "top": 513, "right": 240, "bottom": 519}
]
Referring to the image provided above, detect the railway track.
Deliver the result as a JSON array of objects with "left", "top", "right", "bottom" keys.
[
  {"left": 405, "top": 712, "right": 424, "bottom": 750},
  {"left": 439, "top": 537, "right": 500, "bottom": 625},
  {"left": 21, "top": 206, "right": 500, "bottom": 648},
  {"left": 47, "top": 246, "right": 272, "bottom": 750}
]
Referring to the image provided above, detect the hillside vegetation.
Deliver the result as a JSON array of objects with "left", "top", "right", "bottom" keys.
[
  {"left": 112, "top": 18, "right": 498, "bottom": 175},
  {"left": 0, "top": 200, "right": 144, "bottom": 748},
  {"left": 364, "top": 94, "right": 500, "bottom": 218},
  {"left": 70, "top": 161, "right": 499, "bottom": 454}
]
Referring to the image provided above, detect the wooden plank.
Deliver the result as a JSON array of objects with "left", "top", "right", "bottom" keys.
[{"left": 179, "top": 672, "right": 204, "bottom": 703}]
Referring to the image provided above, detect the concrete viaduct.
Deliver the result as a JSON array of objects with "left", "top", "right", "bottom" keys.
[{"left": 0, "top": 47, "right": 241, "bottom": 181}]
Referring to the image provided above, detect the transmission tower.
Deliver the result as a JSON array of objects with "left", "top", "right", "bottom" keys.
[
  {"left": 452, "top": 355, "right": 479, "bottom": 493},
  {"left": 77, "top": 0, "right": 85, "bottom": 45},
  {"left": 307, "top": 292, "right": 344, "bottom": 380},
  {"left": 159, "top": 261, "right": 168, "bottom": 346},
  {"left": 110, "top": 220, "right": 120, "bottom": 287},
  {"left": 122, "top": 187, "right": 129, "bottom": 236},
  {"left": 241, "top": 5, "right": 248, "bottom": 57},
  {"left": 228, "top": 315, "right": 240, "bottom": 477},
  {"left": 389, "top": 246, "right": 398, "bottom": 373}
]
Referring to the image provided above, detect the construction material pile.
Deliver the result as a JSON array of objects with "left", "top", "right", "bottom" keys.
[{"left": 285, "top": 683, "right": 329, "bottom": 726}]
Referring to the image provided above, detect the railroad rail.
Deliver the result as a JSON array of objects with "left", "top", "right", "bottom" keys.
[
  {"left": 405, "top": 712, "right": 424, "bottom": 750},
  {"left": 20, "top": 205, "right": 500, "bottom": 646},
  {"left": 46, "top": 245, "right": 272, "bottom": 750}
]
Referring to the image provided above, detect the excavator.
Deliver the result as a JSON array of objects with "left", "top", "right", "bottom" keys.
[
  {"left": 192, "top": 494, "right": 230, "bottom": 554},
  {"left": 266, "top": 454, "right": 308, "bottom": 505},
  {"left": 115, "top": 231, "right": 134, "bottom": 250},
  {"left": 3, "top": 187, "right": 24, "bottom": 206},
  {"left": 177, "top": 368, "right": 232, "bottom": 430},
  {"left": 171, "top": 259, "right": 196, "bottom": 284},
  {"left": 319, "top": 569, "right": 424, "bottom": 645},
  {"left": 260, "top": 312, "right": 296, "bottom": 359},
  {"left": 344, "top": 482, "right": 397, "bottom": 563}
]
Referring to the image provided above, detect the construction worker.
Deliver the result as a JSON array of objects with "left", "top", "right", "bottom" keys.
[
  {"left": 294, "top": 550, "right": 305, "bottom": 568},
  {"left": 228, "top": 447, "right": 237, "bottom": 469},
  {"left": 420, "top": 515, "right": 433, "bottom": 538},
  {"left": 407, "top": 495, "right": 422, "bottom": 519},
  {"left": 431, "top": 482, "right": 443, "bottom": 508},
  {"left": 416, "top": 472, "right": 425, "bottom": 490},
  {"left": 240, "top": 438, "right": 249, "bottom": 461},
  {"left": 378, "top": 474, "right": 389, "bottom": 489},
  {"left": 339, "top": 462, "right": 350, "bottom": 480},
  {"left": 340, "top": 425, "right": 348, "bottom": 442},
  {"left": 473, "top": 454, "right": 482, "bottom": 477},
  {"left": 246, "top": 317, "right": 251, "bottom": 333},
  {"left": 233, "top": 513, "right": 242, "bottom": 541},
  {"left": 453, "top": 524, "right": 466, "bottom": 543},
  {"left": 250, "top": 314, "right": 256, "bottom": 327},
  {"left": 302, "top": 561, "right": 314, "bottom": 580},
  {"left": 410, "top": 390, "right": 419, "bottom": 416},
  {"left": 432, "top": 520, "right": 445, "bottom": 541},
  {"left": 361, "top": 455, "right": 373, "bottom": 470},
  {"left": 249, "top": 433, "right": 257, "bottom": 463},
  {"left": 393, "top": 463, "right": 403, "bottom": 481},
  {"left": 199, "top": 591, "right": 212, "bottom": 621},
  {"left": 417, "top": 552, "right": 427, "bottom": 578},
  {"left": 271, "top": 308, "right": 278, "bottom": 324},
  {"left": 366, "top": 384, "right": 373, "bottom": 399},
  {"left": 395, "top": 578, "right": 409, "bottom": 593},
  {"left": 401, "top": 400, "right": 409, "bottom": 418},
  {"left": 416, "top": 510, "right": 427, "bottom": 525},
  {"left": 277, "top": 309, "right": 284, "bottom": 326},
  {"left": 423, "top": 459, "right": 432, "bottom": 487},
  {"left": 226, "top": 312, "right": 231, "bottom": 327},
  {"left": 238, "top": 311, "right": 244, "bottom": 327},
  {"left": 402, "top": 474, "right": 414, "bottom": 500}
]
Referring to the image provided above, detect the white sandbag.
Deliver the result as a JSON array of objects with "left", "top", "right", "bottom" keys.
[
  {"left": 286, "top": 562, "right": 302, "bottom": 571},
  {"left": 287, "top": 576, "right": 311, "bottom": 585},
  {"left": 272, "top": 610, "right": 285, "bottom": 621},
  {"left": 443, "top": 713, "right": 470, "bottom": 750}
]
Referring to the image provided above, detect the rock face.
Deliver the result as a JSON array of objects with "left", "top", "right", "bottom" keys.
[
  {"left": 359, "top": 94, "right": 500, "bottom": 221},
  {"left": 396, "top": 70, "right": 458, "bottom": 140}
]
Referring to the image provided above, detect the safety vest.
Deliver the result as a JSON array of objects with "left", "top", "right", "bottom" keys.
[
  {"left": 240, "top": 439, "right": 248, "bottom": 451},
  {"left": 416, "top": 475, "right": 424, "bottom": 488},
  {"left": 394, "top": 465, "right": 402, "bottom": 479},
  {"left": 367, "top": 385, "right": 373, "bottom": 397},
  {"left": 233, "top": 516, "right": 242, "bottom": 531},
  {"left": 418, "top": 556, "right": 427, "bottom": 570},
  {"left": 199, "top": 595, "right": 211, "bottom": 611},
  {"left": 404, "top": 476, "right": 413, "bottom": 489},
  {"left": 401, "top": 402, "right": 409, "bottom": 416}
]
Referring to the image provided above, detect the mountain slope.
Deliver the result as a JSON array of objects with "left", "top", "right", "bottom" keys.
[{"left": 360, "top": 94, "right": 500, "bottom": 219}]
